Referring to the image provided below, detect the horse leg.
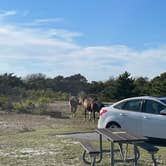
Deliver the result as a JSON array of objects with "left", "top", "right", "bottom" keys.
[
  {"left": 89, "top": 111, "right": 92, "bottom": 121},
  {"left": 74, "top": 107, "right": 77, "bottom": 117},
  {"left": 71, "top": 107, "right": 74, "bottom": 118},
  {"left": 93, "top": 111, "right": 96, "bottom": 122},
  {"left": 84, "top": 108, "right": 87, "bottom": 120}
]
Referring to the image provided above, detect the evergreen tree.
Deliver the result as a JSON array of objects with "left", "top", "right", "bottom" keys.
[{"left": 115, "top": 71, "right": 135, "bottom": 99}]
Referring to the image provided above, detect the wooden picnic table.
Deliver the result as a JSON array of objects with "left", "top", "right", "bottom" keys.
[{"left": 95, "top": 128, "right": 147, "bottom": 166}]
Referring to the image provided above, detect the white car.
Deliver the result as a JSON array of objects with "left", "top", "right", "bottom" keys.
[{"left": 98, "top": 96, "right": 166, "bottom": 144}]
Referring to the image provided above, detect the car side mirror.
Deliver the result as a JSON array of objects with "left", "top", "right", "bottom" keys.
[{"left": 160, "top": 109, "right": 166, "bottom": 115}]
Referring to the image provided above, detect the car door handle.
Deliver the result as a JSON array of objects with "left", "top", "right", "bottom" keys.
[
  {"left": 120, "top": 113, "right": 127, "bottom": 116},
  {"left": 143, "top": 116, "right": 150, "bottom": 119}
]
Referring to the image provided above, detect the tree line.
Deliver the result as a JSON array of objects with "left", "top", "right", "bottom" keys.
[
  {"left": 0, "top": 71, "right": 165, "bottom": 113},
  {"left": 0, "top": 71, "right": 166, "bottom": 100}
]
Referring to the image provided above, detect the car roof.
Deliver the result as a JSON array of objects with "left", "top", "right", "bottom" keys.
[
  {"left": 113, "top": 96, "right": 166, "bottom": 106},
  {"left": 158, "top": 97, "right": 166, "bottom": 100},
  {"left": 120, "top": 96, "right": 166, "bottom": 100},
  {"left": 118, "top": 96, "right": 157, "bottom": 101}
]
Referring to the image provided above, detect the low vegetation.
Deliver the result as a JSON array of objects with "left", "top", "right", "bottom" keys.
[
  {"left": 0, "top": 71, "right": 165, "bottom": 116},
  {"left": 0, "top": 102, "right": 165, "bottom": 166},
  {"left": 0, "top": 72, "right": 165, "bottom": 165}
]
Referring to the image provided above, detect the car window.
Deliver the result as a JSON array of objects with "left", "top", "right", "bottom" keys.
[
  {"left": 123, "top": 99, "right": 142, "bottom": 112},
  {"left": 159, "top": 99, "right": 166, "bottom": 105},
  {"left": 143, "top": 100, "right": 165, "bottom": 114},
  {"left": 113, "top": 102, "right": 126, "bottom": 109}
]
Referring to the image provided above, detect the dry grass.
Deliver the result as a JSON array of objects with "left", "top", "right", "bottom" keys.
[{"left": 0, "top": 101, "right": 165, "bottom": 166}]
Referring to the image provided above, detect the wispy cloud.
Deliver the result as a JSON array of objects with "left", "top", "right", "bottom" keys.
[
  {"left": 22, "top": 18, "right": 64, "bottom": 27},
  {"left": 0, "top": 10, "right": 17, "bottom": 19},
  {"left": 47, "top": 29, "right": 83, "bottom": 41},
  {"left": 34, "top": 18, "right": 63, "bottom": 24},
  {"left": 0, "top": 10, "right": 165, "bottom": 81}
]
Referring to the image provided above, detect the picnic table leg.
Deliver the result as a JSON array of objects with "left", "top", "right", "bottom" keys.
[
  {"left": 98, "top": 134, "right": 103, "bottom": 162},
  {"left": 118, "top": 143, "right": 124, "bottom": 161},
  {"left": 151, "top": 152, "right": 158, "bottom": 166},
  {"left": 94, "top": 134, "right": 103, "bottom": 163},
  {"left": 110, "top": 142, "right": 114, "bottom": 166},
  {"left": 91, "top": 155, "right": 96, "bottom": 166},
  {"left": 133, "top": 144, "right": 138, "bottom": 166}
]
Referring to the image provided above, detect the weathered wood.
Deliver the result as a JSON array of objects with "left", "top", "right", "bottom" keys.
[
  {"left": 80, "top": 141, "right": 101, "bottom": 166},
  {"left": 136, "top": 142, "right": 159, "bottom": 153},
  {"left": 136, "top": 142, "right": 159, "bottom": 166},
  {"left": 96, "top": 128, "right": 147, "bottom": 143},
  {"left": 80, "top": 142, "right": 100, "bottom": 154}
]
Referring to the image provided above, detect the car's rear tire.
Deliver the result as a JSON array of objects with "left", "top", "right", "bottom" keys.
[{"left": 106, "top": 122, "right": 121, "bottom": 128}]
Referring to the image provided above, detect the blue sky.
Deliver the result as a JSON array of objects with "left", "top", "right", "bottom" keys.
[{"left": 0, "top": 0, "right": 165, "bottom": 81}]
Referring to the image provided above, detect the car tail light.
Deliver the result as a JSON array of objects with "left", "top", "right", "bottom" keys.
[{"left": 99, "top": 109, "right": 108, "bottom": 117}]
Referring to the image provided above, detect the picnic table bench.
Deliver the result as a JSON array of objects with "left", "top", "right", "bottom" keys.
[
  {"left": 80, "top": 128, "right": 159, "bottom": 166},
  {"left": 136, "top": 142, "right": 159, "bottom": 166},
  {"left": 80, "top": 142, "right": 100, "bottom": 166}
]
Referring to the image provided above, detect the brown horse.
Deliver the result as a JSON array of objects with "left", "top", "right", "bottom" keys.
[
  {"left": 69, "top": 96, "right": 79, "bottom": 117},
  {"left": 91, "top": 99, "right": 105, "bottom": 121},
  {"left": 79, "top": 97, "right": 105, "bottom": 121}
]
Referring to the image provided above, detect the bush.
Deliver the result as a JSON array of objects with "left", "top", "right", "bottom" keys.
[
  {"left": 37, "top": 97, "right": 50, "bottom": 115},
  {"left": 0, "top": 96, "right": 13, "bottom": 111},
  {"left": 13, "top": 99, "right": 35, "bottom": 114}
]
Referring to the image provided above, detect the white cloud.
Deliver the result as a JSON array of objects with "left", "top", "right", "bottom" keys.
[
  {"left": 0, "top": 11, "right": 165, "bottom": 81},
  {"left": 34, "top": 18, "right": 63, "bottom": 24},
  {"left": 0, "top": 10, "right": 16, "bottom": 19},
  {"left": 23, "top": 18, "right": 64, "bottom": 27},
  {"left": 47, "top": 29, "right": 83, "bottom": 41}
]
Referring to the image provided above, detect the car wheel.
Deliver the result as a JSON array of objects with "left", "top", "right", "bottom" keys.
[{"left": 106, "top": 122, "right": 120, "bottom": 128}]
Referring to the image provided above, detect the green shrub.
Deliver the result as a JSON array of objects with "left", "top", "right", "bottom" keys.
[
  {"left": 13, "top": 102, "right": 24, "bottom": 113},
  {"left": 0, "top": 96, "right": 13, "bottom": 111},
  {"left": 37, "top": 97, "right": 50, "bottom": 114},
  {"left": 13, "top": 99, "right": 35, "bottom": 114}
]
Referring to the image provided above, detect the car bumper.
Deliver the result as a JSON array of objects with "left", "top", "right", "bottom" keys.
[{"left": 97, "top": 117, "right": 105, "bottom": 128}]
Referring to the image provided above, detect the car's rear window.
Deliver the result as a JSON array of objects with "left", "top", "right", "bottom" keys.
[
  {"left": 113, "top": 102, "right": 125, "bottom": 109},
  {"left": 123, "top": 100, "right": 142, "bottom": 111},
  {"left": 114, "top": 99, "right": 142, "bottom": 112},
  {"left": 160, "top": 99, "right": 166, "bottom": 105}
]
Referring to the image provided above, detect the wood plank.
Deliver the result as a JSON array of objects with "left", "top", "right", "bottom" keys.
[
  {"left": 95, "top": 129, "right": 116, "bottom": 141},
  {"left": 96, "top": 128, "right": 147, "bottom": 143},
  {"left": 136, "top": 142, "right": 159, "bottom": 152},
  {"left": 80, "top": 142, "right": 100, "bottom": 154},
  {"left": 96, "top": 129, "right": 125, "bottom": 142}
]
